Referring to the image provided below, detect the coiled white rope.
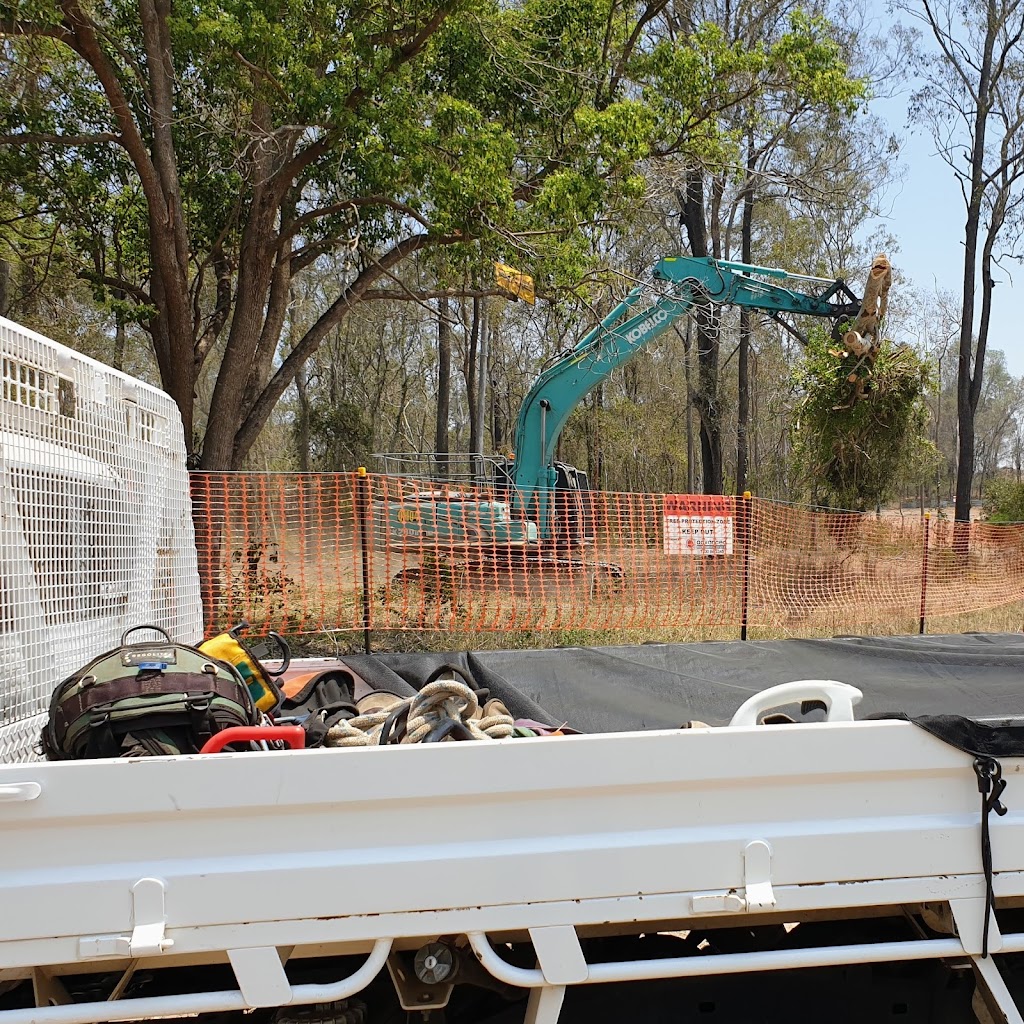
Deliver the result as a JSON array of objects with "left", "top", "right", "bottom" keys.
[{"left": 325, "top": 678, "right": 514, "bottom": 748}]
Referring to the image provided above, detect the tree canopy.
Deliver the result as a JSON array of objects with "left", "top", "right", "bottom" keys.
[{"left": 1, "top": 0, "right": 864, "bottom": 468}]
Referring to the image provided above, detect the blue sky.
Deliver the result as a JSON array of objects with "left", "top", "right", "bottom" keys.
[{"left": 859, "top": 19, "right": 1023, "bottom": 375}]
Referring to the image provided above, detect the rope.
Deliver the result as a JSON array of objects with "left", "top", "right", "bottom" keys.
[{"left": 325, "top": 678, "right": 514, "bottom": 748}]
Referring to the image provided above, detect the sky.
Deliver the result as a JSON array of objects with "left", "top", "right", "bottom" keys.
[{"left": 857, "top": 11, "right": 1023, "bottom": 376}]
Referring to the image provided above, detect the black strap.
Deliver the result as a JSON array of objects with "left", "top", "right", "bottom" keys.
[
  {"left": 186, "top": 693, "right": 215, "bottom": 746},
  {"left": 424, "top": 663, "right": 474, "bottom": 686},
  {"left": 423, "top": 717, "right": 475, "bottom": 743},
  {"left": 422, "top": 663, "right": 491, "bottom": 707},
  {"left": 378, "top": 703, "right": 411, "bottom": 746},
  {"left": 84, "top": 713, "right": 118, "bottom": 759},
  {"left": 974, "top": 756, "right": 1008, "bottom": 958},
  {"left": 869, "top": 711, "right": 1024, "bottom": 757}
]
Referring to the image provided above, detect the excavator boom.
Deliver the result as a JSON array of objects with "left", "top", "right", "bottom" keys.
[{"left": 511, "top": 256, "right": 861, "bottom": 538}]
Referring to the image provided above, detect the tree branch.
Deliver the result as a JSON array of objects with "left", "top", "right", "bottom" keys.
[
  {"left": 233, "top": 231, "right": 459, "bottom": 460},
  {"left": 0, "top": 131, "right": 121, "bottom": 146},
  {"left": 84, "top": 274, "right": 153, "bottom": 305},
  {"left": 286, "top": 196, "right": 432, "bottom": 239},
  {"left": 342, "top": 0, "right": 461, "bottom": 110},
  {"left": 233, "top": 49, "right": 290, "bottom": 100},
  {"left": 919, "top": 0, "right": 980, "bottom": 100},
  {"left": 363, "top": 287, "right": 520, "bottom": 301},
  {"left": 603, "top": 0, "right": 670, "bottom": 107},
  {"left": 0, "top": 17, "right": 74, "bottom": 45}
]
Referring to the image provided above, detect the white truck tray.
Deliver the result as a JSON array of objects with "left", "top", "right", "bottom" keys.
[{"left": 2, "top": 699, "right": 1024, "bottom": 1024}]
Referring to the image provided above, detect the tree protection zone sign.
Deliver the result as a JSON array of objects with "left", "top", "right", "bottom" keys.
[{"left": 663, "top": 495, "right": 735, "bottom": 556}]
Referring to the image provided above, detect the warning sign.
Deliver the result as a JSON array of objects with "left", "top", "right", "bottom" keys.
[{"left": 663, "top": 495, "right": 735, "bottom": 556}]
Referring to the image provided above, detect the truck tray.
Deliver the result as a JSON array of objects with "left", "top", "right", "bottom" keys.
[{"left": 3, "top": 706, "right": 1024, "bottom": 1024}]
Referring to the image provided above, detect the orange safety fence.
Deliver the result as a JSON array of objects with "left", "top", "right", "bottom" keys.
[{"left": 189, "top": 472, "right": 1024, "bottom": 639}]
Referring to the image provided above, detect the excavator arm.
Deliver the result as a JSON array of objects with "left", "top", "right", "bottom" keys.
[{"left": 511, "top": 256, "right": 861, "bottom": 537}]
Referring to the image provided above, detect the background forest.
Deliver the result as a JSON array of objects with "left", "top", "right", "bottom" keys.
[{"left": 1, "top": 0, "right": 1022, "bottom": 516}]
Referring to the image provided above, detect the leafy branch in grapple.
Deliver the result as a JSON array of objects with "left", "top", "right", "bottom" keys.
[{"left": 791, "top": 323, "right": 937, "bottom": 511}]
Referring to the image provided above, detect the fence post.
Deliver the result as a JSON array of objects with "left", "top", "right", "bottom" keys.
[
  {"left": 919, "top": 512, "right": 930, "bottom": 636},
  {"left": 740, "top": 490, "right": 752, "bottom": 642},
  {"left": 356, "top": 467, "right": 373, "bottom": 654}
]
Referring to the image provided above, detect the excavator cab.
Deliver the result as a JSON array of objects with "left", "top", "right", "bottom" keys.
[
  {"left": 552, "top": 462, "right": 595, "bottom": 548},
  {"left": 490, "top": 457, "right": 594, "bottom": 549}
]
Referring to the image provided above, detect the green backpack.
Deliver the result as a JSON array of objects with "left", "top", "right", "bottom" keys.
[{"left": 41, "top": 625, "right": 260, "bottom": 759}]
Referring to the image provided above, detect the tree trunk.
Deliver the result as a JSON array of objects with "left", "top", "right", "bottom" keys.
[
  {"left": 683, "top": 318, "right": 695, "bottom": 492},
  {"left": 465, "top": 298, "right": 479, "bottom": 456},
  {"left": 201, "top": 184, "right": 281, "bottom": 469},
  {"left": 680, "top": 170, "right": 724, "bottom": 495},
  {"left": 736, "top": 132, "right": 755, "bottom": 495},
  {"left": 694, "top": 316, "right": 724, "bottom": 494},
  {"left": 473, "top": 297, "right": 488, "bottom": 462},
  {"left": 953, "top": 0, "right": 998, "bottom": 551},
  {"left": 491, "top": 334, "right": 504, "bottom": 453},
  {"left": 295, "top": 363, "right": 311, "bottom": 472},
  {"left": 435, "top": 295, "right": 451, "bottom": 461},
  {"left": 588, "top": 385, "right": 604, "bottom": 489},
  {"left": 113, "top": 309, "right": 127, "bottom": 371}
]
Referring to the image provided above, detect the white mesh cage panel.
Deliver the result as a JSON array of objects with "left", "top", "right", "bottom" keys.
[{"left": 0, "top": 317, "right": 203, "bottom": 763}]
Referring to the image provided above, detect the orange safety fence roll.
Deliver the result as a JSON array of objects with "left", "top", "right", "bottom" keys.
[{"left": 189, "top": 473, "right": 1024, "bottom": 639}]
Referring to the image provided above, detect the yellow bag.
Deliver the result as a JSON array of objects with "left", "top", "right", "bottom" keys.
[{"left": 200, "top": 623, "right": 288, "bottom": 715}]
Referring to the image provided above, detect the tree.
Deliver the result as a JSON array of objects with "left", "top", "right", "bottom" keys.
[
  {"left": 0, "top": 0, "right": 830, "bottom": 469},
  {"left": 903, "top": 0, "right": 1024, "bottom": 541},
  {"left": 983, "top": 477, "right": 1024, "bottom": 522},
  {"left": 652, "top": 0, "right": 866, "bottom": 494}
]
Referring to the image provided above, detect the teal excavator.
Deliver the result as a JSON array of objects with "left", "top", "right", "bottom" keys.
[{"left": 378, "top": 255, "right": 861, "bottom": 555}]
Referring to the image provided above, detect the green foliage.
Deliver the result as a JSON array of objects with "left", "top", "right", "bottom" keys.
[
  {"left": 791, "top": 326, "right": 936, "bottom": 511},
  {"left": 983, "top": 479, "right": 1024, "bottom": 523},
  {"left": 0, "top": 0, "right": 868, "bottom": 296},
  {"left": 304, "top": 400, "right": 374, "bottom": 472}
]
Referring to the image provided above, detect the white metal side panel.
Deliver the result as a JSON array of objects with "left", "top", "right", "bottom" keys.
[
  {"left": 0, "top": 719, "right": 1020, "bottom": 969},
  {"left": 0, "top": 317, "right": 203, "bottom": 764}
]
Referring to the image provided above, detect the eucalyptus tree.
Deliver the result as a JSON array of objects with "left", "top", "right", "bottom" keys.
[
  {"left": 2, "top": 0, "right": 876, "bottom": 471},
  {"left": 647, "top": 0, "right": 866, "bottom": 493},
  {"left": 900, "top": 0, "right": 1024, "bottom": 539}
]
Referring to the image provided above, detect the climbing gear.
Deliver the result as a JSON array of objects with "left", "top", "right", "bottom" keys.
[
  {"left": 277, "top": 669, "right": 360, "bottom": 748},
  {"left": 200, "top": 725, "right": 306, "bottom": 754},
  {"left": 325, "top": 666, "right": 514, "bottom": 747},
  {"left": 41, "top": 626, "right": 260, "bottom": 760},
  {"left": 198, "top": 621, "right": 289, "bottom": 714}
]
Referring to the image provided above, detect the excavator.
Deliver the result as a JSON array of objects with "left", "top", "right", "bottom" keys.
[{"left": 375, "top": 255, "right": 866, "bottom": 562}]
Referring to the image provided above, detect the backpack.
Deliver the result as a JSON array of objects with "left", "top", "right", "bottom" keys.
[{"left": 41, "top": 625, "right": 260, "bottom": 760}]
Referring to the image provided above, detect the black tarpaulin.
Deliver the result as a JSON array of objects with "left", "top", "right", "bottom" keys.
[{"left": 334, "top": 632, "right": 1024, "bottom": 733}]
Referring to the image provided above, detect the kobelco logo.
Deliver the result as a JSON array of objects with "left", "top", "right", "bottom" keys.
[{"left": 624, "top": 308, "right": 670, "bottom": 343}]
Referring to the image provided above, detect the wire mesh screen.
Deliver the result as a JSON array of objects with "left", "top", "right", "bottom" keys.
[
  {"left": 0, "top": 318, "right": 203, "bottom": 764},
  {"left": 190, "top": 471, "right": 1024, "bottom": 640}
]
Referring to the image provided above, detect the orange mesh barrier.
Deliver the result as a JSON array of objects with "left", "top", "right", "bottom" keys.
[{"left": 189, "top": 473, "right": 1024, "bottom": 639}]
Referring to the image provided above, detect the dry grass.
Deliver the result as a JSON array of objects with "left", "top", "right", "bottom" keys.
[{"left": 288, "top": 598, "right": 1024, "bottom": 656}]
